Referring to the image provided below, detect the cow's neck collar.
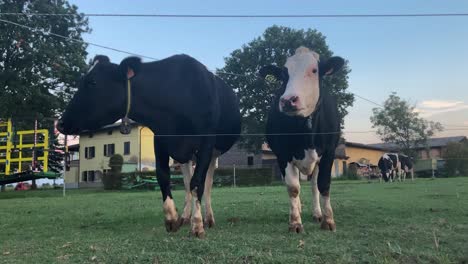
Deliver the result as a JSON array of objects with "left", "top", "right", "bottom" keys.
[{"left": 120, "top": 79, "right": 132, "bottom": 134}]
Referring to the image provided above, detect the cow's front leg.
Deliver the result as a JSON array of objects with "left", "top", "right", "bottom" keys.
[
  {"left": 285, "top": 163, "right": 303, "bottom": 233},
  {"left": 189, "top": 140, "right": 215, "bottom": 238},
  {"left": 203, "top": 156, "right": 217, "bottom": 228},
  {"left": 179, "top": 161, "right": 193, "bottom": 226},
  {"left": 317, "top": 154, "right": 336, "bottom": 231},
  {"left": 154, "top": 140, "right": 180, "bottom": 232},
  {"left": 310, "top": 166, "right": 322, "bottom": 222}
]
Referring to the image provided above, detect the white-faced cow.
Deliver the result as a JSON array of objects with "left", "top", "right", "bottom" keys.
[
  {"left": 58, "top": 54, "right": 241, "bottom": 238},
  {"left": 259, "top": 47, "right": 345, "bottom": 232}
]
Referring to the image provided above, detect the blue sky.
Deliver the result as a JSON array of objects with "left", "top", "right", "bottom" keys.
[{"left": 69, "top": 0, "right": 468, "bottom": 143}]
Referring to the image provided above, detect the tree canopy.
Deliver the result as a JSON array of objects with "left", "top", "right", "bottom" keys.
[
  {"left": 370, "top": 92, "right": 443, "bottom": 158},
  {"left": 217, "top": 26, "right": 354, "bottom": 152},
  {"left": 0, "top": 0, "right": 90, "bottom": 174},
  {"left": 0, "top": 0, "right": 90, "bottom": 129}
]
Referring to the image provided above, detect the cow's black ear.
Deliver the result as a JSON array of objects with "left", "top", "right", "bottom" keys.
[
  {"left": 259, "top": 65, "right": 283, "bottom": 80},
  {"left": 119, "top": 57, "right": 142, "bottom": 79},
  {"left": 320, "top": 57, "right": 344, "bottom": 76}
]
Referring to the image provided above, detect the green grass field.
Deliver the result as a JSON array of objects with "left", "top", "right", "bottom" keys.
[{"left": 1, "top": 178, "right": 467, "bottom": 263}]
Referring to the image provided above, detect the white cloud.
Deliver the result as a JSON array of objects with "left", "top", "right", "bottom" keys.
[{"left": 415, "top": 100, "right": 468, "bottom": 117}]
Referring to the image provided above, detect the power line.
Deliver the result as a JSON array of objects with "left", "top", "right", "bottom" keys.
[
  {"left": 1, "top": 17, "right": 468, "bottom": 132},
  {"left": 0, "top": 18, "right": 158, "bottom": 60},
  {"left": 1, "top": 12, "right": 468, "bottom": 18}
]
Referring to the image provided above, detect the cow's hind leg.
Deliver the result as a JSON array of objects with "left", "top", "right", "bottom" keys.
[
  {"left": 310, "top": 166, "right": 322, "bottom": 222},
  {"left": 285, "top": 162, "right": 303, "bottom": 233},
  {"left": 179, "top": 161, "right": 194, "bottom": 225},
  {"left": 154, "top": 140, "right": 180, "bottom": 232},
  {"left": 317, "top": 153, "right": 336, "bottom": 231},
  {"left": 204, "top": 156, "right": 217, "bottom": 228},
  {"left": 189, "top": 138, "right": 216, "bottom": 238}
]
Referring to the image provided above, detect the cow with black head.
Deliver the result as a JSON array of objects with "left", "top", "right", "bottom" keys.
[
  {"left": 58, "top": 54, "right": 241, "bottom": 238},
  {"left": 259, "top": 47, "right": 344, "bottom": 232}
]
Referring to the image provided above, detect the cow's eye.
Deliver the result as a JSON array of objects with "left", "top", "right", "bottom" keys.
[{"left": 312, "top": 68, "right": 317, "bottom": 74}]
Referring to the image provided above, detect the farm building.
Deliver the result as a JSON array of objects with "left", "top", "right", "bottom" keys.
[
  {"left": 368, "top": 136, "right": 467, "bottom": 159},
  {"left": 220, "top": 141, "right": 390, "bottom": 178},
  {"left": 332, "top": 142, "right": 389, "bottom": 177},
  {"left": 64, "top": 122, "right": 164, "bottom": 188}
]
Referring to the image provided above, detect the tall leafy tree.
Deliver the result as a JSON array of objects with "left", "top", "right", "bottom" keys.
[
  {"left": 370, "top": 92, "right": 443, "bottom": 158},
  {"left": 0, "top": 0, "right": 90, "bottom": 180},
  {"left": 217, "top": 26, "right": 354, "bottom": 152},
  {"left": 0, "top": 0, "right": 90, "bottom": 128}
]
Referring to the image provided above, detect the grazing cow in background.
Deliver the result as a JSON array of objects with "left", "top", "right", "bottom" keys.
[
  {"left": 259, "top": 47, "right": 345, "bottom": 232},
  {"left": 378, "top": 154, "right": 395, "bottom": 182},
  {"left": 399, "top": 154, "right": 414, "bottom": 181},
  {"left": 58, "top": 54, "right": 241, "bottom": 238},
  {"left": 378, "top": 153, "right": 414, "bottom": 182}
]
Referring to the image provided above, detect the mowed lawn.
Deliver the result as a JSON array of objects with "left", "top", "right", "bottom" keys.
[{"left": 1, "top": 178, "right": 467, "bottom": 264}]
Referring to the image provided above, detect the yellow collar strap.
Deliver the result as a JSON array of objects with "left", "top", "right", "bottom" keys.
[
  {"left": 125, "top": 79, "right": 132, "bottom": 118},
  {"left": 120, "top": 79, "right": 132, "bottom": 135}
]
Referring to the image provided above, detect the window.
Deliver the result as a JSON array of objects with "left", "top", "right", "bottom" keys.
[
  {"left": 88, "top": 171, "right": 95, "bottom": 182},
  {"left": 81, "top": 171, "right": 95, "bottom": 182},
  {"left": 247, "top": 156, "right": 254, "bottom": 166},
  {"left": 107, "top": 130, "right": 113, "bottom": 135},
  {"left": 85, "top": 147, "right": 95, "bottom": 159},
  {"left": 103, "top": 144, "right": 115, "bottom": 157},
  {"left": 124, "top": 141, "right": 131, "bottom": 155},
  {"left": 89, "top": 147, "right": 95, "bottom": 159},
  {"left": 82, "top": 171, "right": 87, "bottom": 182},
  {"left": 88, "top": 133, "right": 94, "bottom": 138}
]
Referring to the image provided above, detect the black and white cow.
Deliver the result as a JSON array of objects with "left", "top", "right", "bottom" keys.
[
  {"left": 259, "top": 47, "right": 345, "bottom": 232},
  {"left": 378, "top": 153, "right": 396, "bottom": 182},
  {"left": 58, "top": 54, "right": 241, "bottom": 238},
  {"left": 378, "top": 153, "right": 414, "bottom": 182},
  {"left": 399, "top": 154, "right": 414, "bottom": 181}
]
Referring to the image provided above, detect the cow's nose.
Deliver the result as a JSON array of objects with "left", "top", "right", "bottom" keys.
[{"left": 280, "top": 96, "right": 299, "bottom": 111}]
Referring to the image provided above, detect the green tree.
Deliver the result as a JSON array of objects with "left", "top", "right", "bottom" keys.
[
  {"left": 0, "top": 0, "right": 90, "bottom": 129},
  {"left": 370, "top": 92, "right": 443, "bottom": 158},
  {"left": 443, "top": 141, "right": 468, "bottom": 176},
  {"left": 217, "top": 26, "right": 354, "bottom": 152}
]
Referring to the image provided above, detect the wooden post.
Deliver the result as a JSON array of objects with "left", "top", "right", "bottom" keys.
[{"left": 233, "top": 164, "right": 236, "bottom": 188}]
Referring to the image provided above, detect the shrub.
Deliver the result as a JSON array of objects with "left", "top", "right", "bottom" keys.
[
  {"left": 103, "top": 154, "right": 124, "bottom": 190},
  {"left": 443, "top": 142, "right": 468, "bottom": 177}
]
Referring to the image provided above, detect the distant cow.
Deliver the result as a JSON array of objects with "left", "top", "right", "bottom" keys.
[
  {"left": 58, "top": 54, "right": 241, "bottom": 238},
  {"left": 399, "top": 154, "right": 414, "bottom": 181},
  {"left": 378, "top": 153, "right": 414, "bottom": 182},
  {"left": 259, "top": 47, "right": 345, "bottom": 232}
]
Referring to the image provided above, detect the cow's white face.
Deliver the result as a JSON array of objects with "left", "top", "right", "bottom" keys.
[
  {"left": 280, "top": 47, "right": 321, "bottom": 117},
  {"left": 259, "top": 47, "right": 344, "bottom": 118}
]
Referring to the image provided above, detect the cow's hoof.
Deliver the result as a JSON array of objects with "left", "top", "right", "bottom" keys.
[
  {"left": 204, "top": 218, "right": 215, "bottom": 228},
  {"left": 178, "top": 217, "right": 191, "bottom": 226},
  {"left": 312, "top": 215, "right": 323, "bottom": 223},
  {"left": 190, "top": 229, "right": 206, "bottom": 239},
  {"left": 320, "top": 219, "right": 336, "bottom": 232},
  {"left": 288, "top": 223, "right": 304, "bottom": 233},
  {"left": 165, "top": 219, "right": 180, "bottom": 232}
]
